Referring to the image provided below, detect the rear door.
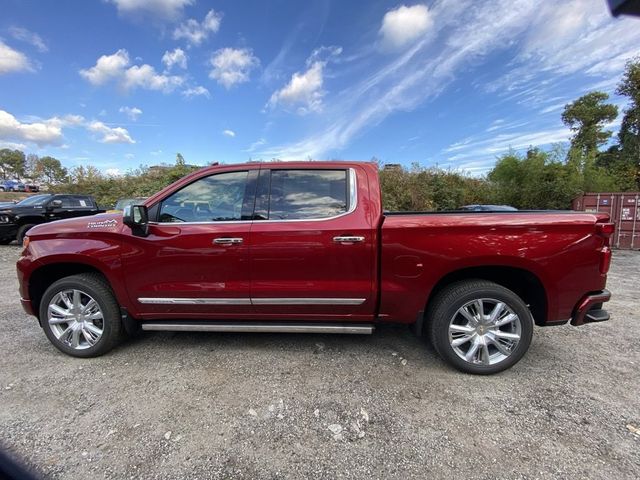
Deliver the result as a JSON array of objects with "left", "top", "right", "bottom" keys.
[{"left": 249, "top": 166, "right": 376, "bottom": 321}]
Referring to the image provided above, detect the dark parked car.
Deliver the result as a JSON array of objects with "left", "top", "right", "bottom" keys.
[
  {"left": 0, "top": 180, "right": 26, "bottom": 192},
  {"left": 0, "top": 194, "right": 104, "bottom": 244},
  {"left": 25, "top": 183, "right": 40, "bottom": 192}
]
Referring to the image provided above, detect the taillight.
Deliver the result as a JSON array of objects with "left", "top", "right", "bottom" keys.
[
  {"left": 599, "top": 247, "right": 612, "bottom": 274},
  {"left": 596, "top": 223, "right": 614, "bottom": 275},
  {"left": 596, "top": 223, "right": 615, "bottom": 238}
]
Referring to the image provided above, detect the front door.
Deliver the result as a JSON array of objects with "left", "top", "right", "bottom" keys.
[
  {"left": 249, "top": 167, "right": 376, "bottom": 321},
  {"left": 122, "top": 168, "right": 258, "bottom": 320}
]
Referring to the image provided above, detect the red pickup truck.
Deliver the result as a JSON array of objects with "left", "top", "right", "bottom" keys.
[{"left": 16, "top": 161, "right": 613, "bottom": 374}]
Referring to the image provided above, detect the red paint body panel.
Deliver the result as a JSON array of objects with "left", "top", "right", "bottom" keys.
[
  {"left": 378, "top": 212, "right": 609, "bottom": 323},
  {"left": 16, "top": 161, "right": 611, "bottom": 327}
]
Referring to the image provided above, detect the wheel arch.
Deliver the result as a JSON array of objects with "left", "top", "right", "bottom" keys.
[
  {"left": 27, "top": 256, "right": 130, "bottom": 326},
  {"left": 415, "top": 265, "right": 547, "bottom": 335}
]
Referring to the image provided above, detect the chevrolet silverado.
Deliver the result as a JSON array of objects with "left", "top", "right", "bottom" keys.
[{"left": 16, "top": 162, "right": 613, "bottom": 374}]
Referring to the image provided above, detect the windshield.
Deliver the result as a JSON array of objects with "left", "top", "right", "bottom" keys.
[{"left": 16, "top": 194, "right": 52, "bottom": 206}]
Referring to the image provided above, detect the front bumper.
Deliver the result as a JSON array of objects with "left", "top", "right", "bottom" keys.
[
  {"left": 570, "top": 290, "right": 611, "bottom": 326},
  {"left": 20, "top": 297, "right": 35, "bottom": 316}
]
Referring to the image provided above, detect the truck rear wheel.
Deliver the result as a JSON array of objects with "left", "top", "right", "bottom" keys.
[
  {"left": 39, "top": 273, "right": 123, "bottom": 358},
  {"left": 426, "top": 280, "right": 533, "bottom": 374}
]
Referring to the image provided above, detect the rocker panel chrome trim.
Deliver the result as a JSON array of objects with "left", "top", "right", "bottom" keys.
[
  {"left": 137, "top": 297, "right": 366, "bottom": 306},
  {"left": 141, "top": 322, "right": 374, "bottom": 334}
]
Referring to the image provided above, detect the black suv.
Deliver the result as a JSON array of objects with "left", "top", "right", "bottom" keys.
[{"left": 0, "top": 194, "right": 104, "bottom": 244}]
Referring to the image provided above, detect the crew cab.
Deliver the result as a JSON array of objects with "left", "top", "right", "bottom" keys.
[
  {"left": 16, "top": 162, "right": 613, "bottom": 374},
  {"left": 1, "top": 194, "right": 103, "bottom": 244}
]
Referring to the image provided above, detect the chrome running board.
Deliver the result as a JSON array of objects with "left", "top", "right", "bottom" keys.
[{"left": 140, "top": 322, "right": 374, "bottom": 335}]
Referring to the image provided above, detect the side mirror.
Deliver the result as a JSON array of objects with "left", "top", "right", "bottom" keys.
[
  {"left": 123, "top": 205, "right": 150, "bottom": 237},
  {"left": 46, "top": 199, "right": 63, "bottom": 211}
]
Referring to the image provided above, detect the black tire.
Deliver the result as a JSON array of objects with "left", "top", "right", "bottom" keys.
[
  {"left": 0, "top": 238, "right": 13, "bottom": 245},
  {"left": 17, "top": 224, "right": 35, "bottom": 244},
  {"left": 39, "top": 273, "right": 123, "bottom": 357},
  {"left": 426, "top": 280, "right": 533, "bottom": 375}
]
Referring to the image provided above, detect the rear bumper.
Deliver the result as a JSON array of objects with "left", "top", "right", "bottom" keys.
[{"left": 570, "top": 290, "right": 611, "bottom": 326}]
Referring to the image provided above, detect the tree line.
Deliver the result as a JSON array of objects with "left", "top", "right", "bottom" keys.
[{"left": 2, "top": 58, "right": 639, "bottom": 210}]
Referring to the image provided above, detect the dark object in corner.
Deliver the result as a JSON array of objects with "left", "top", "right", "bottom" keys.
[{"left": 608, "top": 0, "right": 640, "bottom": 16}]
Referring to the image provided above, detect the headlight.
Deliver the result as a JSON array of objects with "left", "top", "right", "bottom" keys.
[{"left": 0, "top": 215, "right": 10, "bottom": 223}]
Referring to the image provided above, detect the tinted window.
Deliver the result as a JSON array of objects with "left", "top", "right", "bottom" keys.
[
  {"left": 268, "top": 170, "right": 348, "bottom": 220},
  {"left": 64, "top": 197, "right": 92, "bottom": 208},
  {"left": 159, "top": 171, "right": 249, "bottom": 223}
]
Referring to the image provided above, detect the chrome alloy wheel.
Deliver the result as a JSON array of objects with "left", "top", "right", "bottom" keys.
[
  {"left": 448, "top": 298, "right": 522, "bottom": 366},
  {"left": 47, "top": 289, "right": 104, "bottom": 350}
]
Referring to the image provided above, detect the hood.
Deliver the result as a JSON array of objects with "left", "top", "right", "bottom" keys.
[
  {"left": 28, "top": 212, "right": 124, "bottom": 237},
  {"left": 0, "top": 205, "right": 41, "bottom": 216}
]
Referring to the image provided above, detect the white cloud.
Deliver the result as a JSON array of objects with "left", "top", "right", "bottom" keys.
[
  {"left": 209, "top": 48, "right": 259, "bottom": 88},
  {"left": 173, "top": 9, "right": 222, "bottom": 46},
  {"left": 181, "top": 85, "right": 210, "bottom": 99},
  {"left": 108, "top": 0, "right": 194, "bottom": 21},
  {"left": 119, "top": 106, "right": 143, "bottom": 120},
  {"left": 79, "top": 49, "right": 130, "bottom": 85},
  {"left": 266, "top": 46, "right": 341, "bottom": 115},
  {"left": 222, "top": 129, "right": 235, "bottom": 137},
  {"left": 0, "top": 141, "right": 27, "bottom": 150},
  {"left": 122, "top": 64, "right": 183, "bottom": 91},
  {"left": 267, "top": 61, "right": 325, "bottom": 114},
  {"left": 80, "top": 49, "right": 184, "bottom": 92},
  {"left": 436, "top": 125, "right": 578, "bottom": 174},
  {"left": 244, "top": 138, "right": 266, "bottom": 153},
  {"left": 105, "top": 168, "right": 123, "bottom": 176},
  {"left": 379, "top": 4, "right": 433, "bottom": 50},
  {"left": 0, "top": 110, "right": 63, "bottom": 146},
  {"left": 0, "top": 109, "right": 136, "bottom": 147},
  {"left": 0, "top": 41, "right": 33, "bottom": 74},
  {"left": 162, "top": 48, "right": 187, "bottom": 70},
  {"left": 87, "top": 121, "right": 135, "bottom": 144},
  {"left": 487, "top": 0, "right": 640, "bottom": 95},
  {"left": 62, "top": 114, "right": 85, "bottom": 126},
  {"left": 9, "top": 27, "right": 48, "bottom": 52},
  {"left": 444, "top": 127, "right": 571, "bottom": 157}
]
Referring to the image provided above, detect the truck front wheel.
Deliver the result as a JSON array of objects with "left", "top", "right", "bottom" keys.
[
  {"left": 17, "top": 224, "right": 35, "bottom": 244},
  {"left": 39, "top": 273, "right": 123, "bottom": 357},
  {"left": 426, "top": 280, "right": 533, "bottom": 374}
]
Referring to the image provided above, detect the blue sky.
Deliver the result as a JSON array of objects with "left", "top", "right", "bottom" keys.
[{"left": 1, "top": 0, "right": 639, "bottom": 176}]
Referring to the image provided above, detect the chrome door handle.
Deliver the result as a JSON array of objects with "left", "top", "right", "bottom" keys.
[
  {"left": 333, "top": 236, "right": 365, "bottom": 243},
  {"left": 213, "top": 237, "right": 243, "bottom": 245}
]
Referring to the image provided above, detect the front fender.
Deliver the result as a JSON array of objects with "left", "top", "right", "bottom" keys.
[{"left": 19, "top": 235, "right": 133, "bottom": 315}]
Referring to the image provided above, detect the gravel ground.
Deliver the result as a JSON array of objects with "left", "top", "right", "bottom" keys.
[{"left": 0, "top": 245, "right": 639, "bottom": 479}]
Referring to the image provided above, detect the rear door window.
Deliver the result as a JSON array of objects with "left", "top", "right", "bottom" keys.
[{"left": 266, "top": 169, "right": 348, "bottom": 220}]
